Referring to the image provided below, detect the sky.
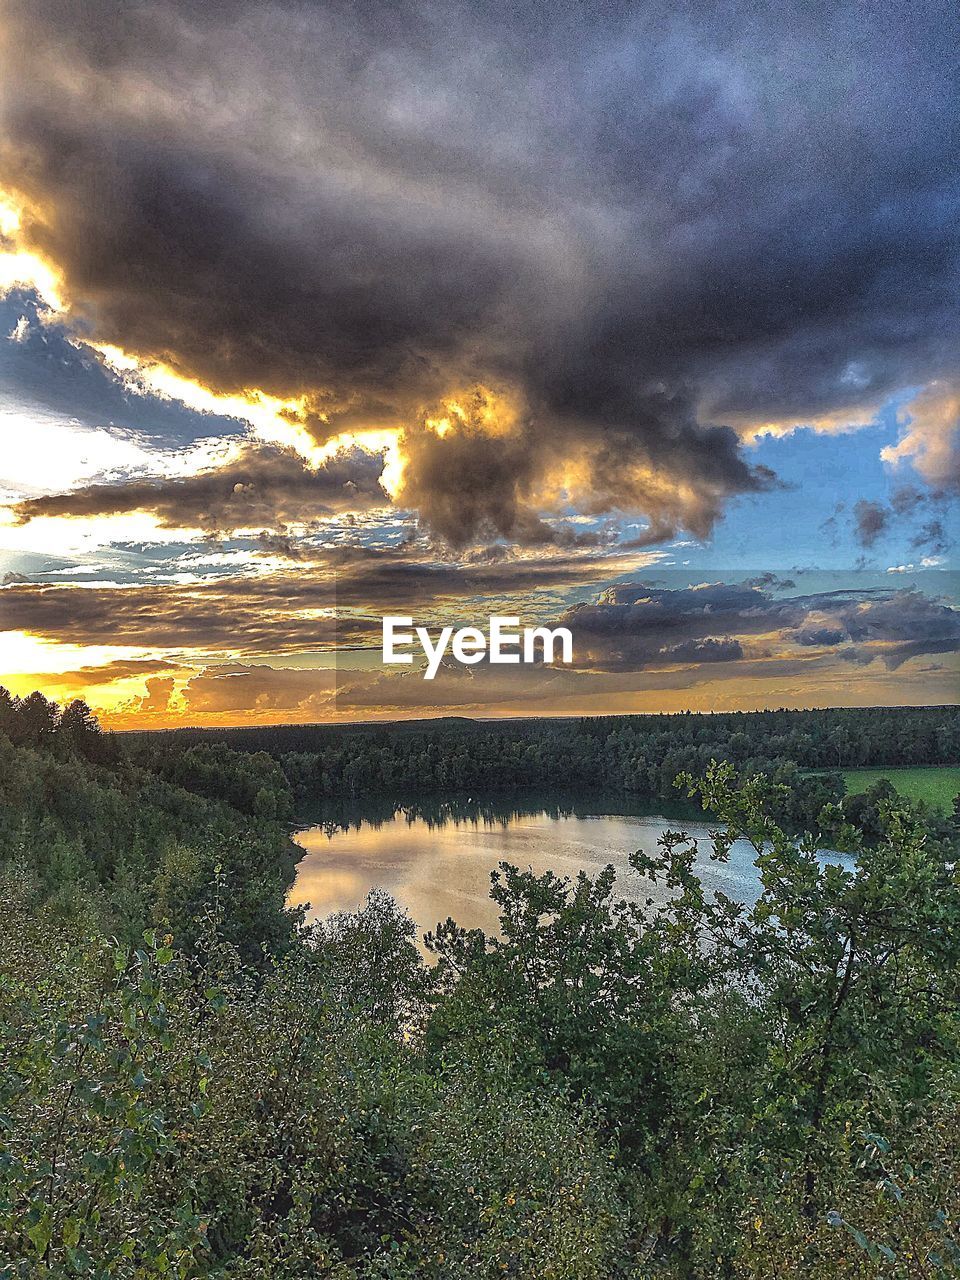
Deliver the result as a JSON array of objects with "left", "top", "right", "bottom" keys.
[{"left": 0, "top": 0, "right": 957, "bottom": 727}]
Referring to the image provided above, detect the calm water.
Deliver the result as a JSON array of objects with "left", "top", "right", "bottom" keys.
[{"left": 288, "top": 795, "right": 823, "bottom": 939}]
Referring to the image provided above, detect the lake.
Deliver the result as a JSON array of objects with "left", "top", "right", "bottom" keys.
[{"left": 287, "top": 794, "right": 823, "bottom": 940}]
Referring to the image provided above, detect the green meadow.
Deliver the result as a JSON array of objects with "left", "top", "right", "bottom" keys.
[{"left": 841, "top": 766, "right": 960, "bottom": 813}]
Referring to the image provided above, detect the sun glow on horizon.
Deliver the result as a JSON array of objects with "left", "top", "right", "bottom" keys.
[{"left": 0, "top": 629, "right": 159, "bottom": 681}]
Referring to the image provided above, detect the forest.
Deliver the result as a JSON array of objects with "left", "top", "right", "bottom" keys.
[
  {"left": 130, "top": 704, "right": 960, "bottom": 837},
  {"left": 2, "top": 688, "right": 960, "bottom": 1277}
]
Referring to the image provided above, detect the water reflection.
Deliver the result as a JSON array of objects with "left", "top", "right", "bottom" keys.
[
  {"left": 296, "top": 790, "right": 701, "bottom": 836},
  {"left": 288, "top": 792, "right": 787, "bottom": 941}
]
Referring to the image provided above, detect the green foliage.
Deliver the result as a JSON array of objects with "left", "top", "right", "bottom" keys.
[
  {"left": 2, "top": 692, "right": 960, "bottom": 1277},
  {"left": 0, "top": 691, "right": 300, "bottom": 959},
  {"left": 1, "top": 877, "right": 626, "bottom": 1278},
  {"left": 425, "top": 862, "right": 685, "bottom": 1160},
  {"left": 0, "top": 880, "right": 209, "bottom": 1277},
  {"left": 633, "top": 762, "right": 960, "bottom": 1269}
]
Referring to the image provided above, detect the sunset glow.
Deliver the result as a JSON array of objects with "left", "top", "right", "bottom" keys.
[{"left": 0, "top": 1, "right": 956, "bottom": 727}]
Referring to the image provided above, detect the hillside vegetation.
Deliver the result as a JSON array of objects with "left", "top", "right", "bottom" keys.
[{"left": 2, "top": 690, "right": 960, "bottom": 1277}]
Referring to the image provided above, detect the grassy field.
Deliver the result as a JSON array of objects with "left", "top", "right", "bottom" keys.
[{"left": 841, "top": 767, "right": 960, "bottom": 813}]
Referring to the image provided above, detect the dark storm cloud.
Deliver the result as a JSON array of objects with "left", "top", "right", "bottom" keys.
[
  {"left": 795, "top": 627, "right": 846, "bottom": 647},
  {"left": 564, "top": 581, "right": 797, "bottom": 636},
  {"left": 0, "top": 544, "right": 639, "bottom": 654},
  {"left": 0, "top": 577, "right": 346, "bottom": 653},
  {"left": 322, "top": 544, "right": 648, "bottom": 614},
  {"left": 3, "top": 0, "right": 958, "bottom": 544},
  {"left": 832, "top": 591, "right": 960, "bottom": 666},
  {"left": 4, "top": 566, "right": 956, "bottom": 721},
  {"left": 560, "top": 581, "right": 793, "bottom": 670},
  {"left": 395, "top": 389, "right": 776, "bottom": 547},
  {"left": 11, "top": 444, "right": 388, "bottom": 532},
  {"left": 559, "top": 582, "right": 960, "bottom": 672}
]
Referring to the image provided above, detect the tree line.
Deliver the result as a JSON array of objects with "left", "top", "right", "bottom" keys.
[
  {"left": 133, "top": 704, "right": 960, "bottom": 793},
  {"left": 128, "top": 703, "right": 960, "bottom": 839}
]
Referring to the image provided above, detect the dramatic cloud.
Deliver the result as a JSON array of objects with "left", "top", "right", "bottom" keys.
[
  {"left": 564, "top": 581, "right": 796, "bottom": 637},
  {"left": 560, "top": 582, "right": 960, "bottom": 673},
  {"left": 825, "top": 591, "right": 960, "bottom": 667},
  {"left": 0, "top": 578, "right": 344, "bottom": 655},
  {"left": 11, "top": 443, "right": 387, "bottom": 533},
  {"left": 3, "top": 0, "right": 957, "bottom": 545},
  {"left": 3, "top": 566, "right": 954, "bottom": 724},
  {"left": 0, "top": 545, "right": 649, "bottom": 656},
  {"left": 0, "top": 1, "right": 957, "bottom": 726},
  {"left": 117, "top": 577, "right": 958, "bottom": 721},
  {"left": 391, "top": 388, "right": 774, "bottom": 546}
]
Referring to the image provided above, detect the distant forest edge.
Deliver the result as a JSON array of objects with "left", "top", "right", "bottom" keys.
[{"left": 123, "top": 704, "right": 960, "bottom": 811}]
